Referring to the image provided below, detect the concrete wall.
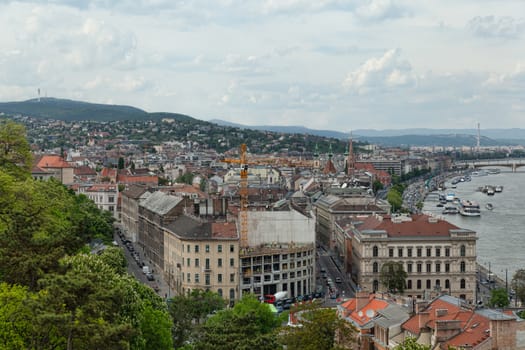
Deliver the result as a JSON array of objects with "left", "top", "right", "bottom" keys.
[{"left": 247, "top": 210, "right": 315, "bottom": 246}]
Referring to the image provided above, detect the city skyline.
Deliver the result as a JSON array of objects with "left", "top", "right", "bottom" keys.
[{"left": 1, "top": 0, "right": 524, "bottom": 130}]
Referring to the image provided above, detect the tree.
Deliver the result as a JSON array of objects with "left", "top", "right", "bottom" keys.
[
  {"left": 176, "top": 171, "right": 194, "bottom": 185},
  {"left": 0, "top": 120, "right": 32, "bottom": 178},
  {"left": 279, "top": 303, "right": 357, "bottom": 350},
  {"left": 511, "top": 269, "right": 525, "bottom": 304},
  {"left": 387, "top": 189, "right": 403, "bottom": 212},
  {"left": 372, "top": 180, "right": 383, "bottom": 194},
  {"left": 380, "top": 261, "right": 407, "bottom": 293},
  {"left": 393, "top": 337, "right": 430, "bottom": 350},
  {"left": 168, "top": 289, "right": 226, "bottom": 348},
  {"left": 0, "top": 283, "right": 36, "bottom": 349},
  {"left": 193, "top": 294, "right": 279, "bottom": 350},
  {"left": 118, "top": 157, "right": 125, "bottom": 169},
  {"left": 489, "top": 288, "right": 509, "bottom": 308}
]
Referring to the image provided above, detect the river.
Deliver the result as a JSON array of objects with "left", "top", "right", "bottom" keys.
[{"left": 423, "top": 169, "right": 525, "bottom": 280}]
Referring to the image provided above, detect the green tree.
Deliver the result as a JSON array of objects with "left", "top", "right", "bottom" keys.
[
  {"left": 0, "top": 120, "right": 32, "bottom": 178},
  {"left": 387, "top": 189, "right": 403, "bottom": 212},
  {"left": 489, "top": 288, "right": 509, "bottom": 308},
  {"left": 380, "top": 261, "right": 407, "bottom": 293},
  {"left": 394, "top": 337, "right": 430, "bottom": 350},
  {"left": 194, "top": 294, "right": 279, "bottom": 350},
  {"left": 0, "top": 283, "right": 36, "bottom": 349},
  {"left": 168, "top": 289, "right": 226, "bottom": 348},
  {"left": 372, "top": 180, "right": 384, "bottom": 194},
  {"left": 279, "top": 303, "right": 357, "bottom": 350},
  {"left": 118, "top": 157, "right": 125, "bottom": 169},
  {"left": 176, "top": 171, "right": 194, "bottom": 185},
  {"left": 511, "top": 269, "right": 525, "bottom": 305}
]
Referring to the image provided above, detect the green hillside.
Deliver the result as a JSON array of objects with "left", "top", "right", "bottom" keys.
[{"left": 0, "top": 98, "right": 194, "bottom": 122}]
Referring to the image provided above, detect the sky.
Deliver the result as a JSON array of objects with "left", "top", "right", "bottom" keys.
[{"left": 1, "top": 0, "right": 524, "bottom": 130}]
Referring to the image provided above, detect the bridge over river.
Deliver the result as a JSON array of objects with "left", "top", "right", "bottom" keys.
[{"left": 454, "top": 158, "right": 525, "bottom": 172}]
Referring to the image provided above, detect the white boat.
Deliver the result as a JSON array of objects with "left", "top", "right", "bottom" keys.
[
  {"left": 487, "top": 169, "right": 501, "bottom": 175},
  {"left": 471, "top": 170, "right": 488, "bottom": 177},
  {"left": 445, "top": 192, "right": 455, "bottom": 202},
  {"left": 458, "top": 199, "right": 481, "bottom": 217},
  {"left": 495, "top": 185, "right": 503, "bottom": 193}
]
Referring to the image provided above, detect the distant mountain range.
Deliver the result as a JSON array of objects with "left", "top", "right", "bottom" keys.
[{"left": 1, "top": 98, "right": 523, "bottom": 147}]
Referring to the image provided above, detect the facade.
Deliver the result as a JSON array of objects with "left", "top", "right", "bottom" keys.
[
  {"left": 236, "top": 206, "right": 316, "bottom": 299},
  {"left": 164, "top": 216, "right": 239, "bottom": 301},
  {"left": 315, "top": 194, "right": 390, "bottom": 247},
  {"left": 351, "top": 214, "right": 478, "bottom": 303},
  {"left": 357, "top": 158, "right": 403, "bottom": 176},
  {"left": 78, "top": 183, "right": 120, "bottom": 219},
  {"left": 138, "top": 191, "right": 185, "bottom": 270},
  {"left": 33, "top": 154, "right": 75, "bottom": 184},
  {"left": 120, "top": 185, "right": 151, "bottom": 242}
]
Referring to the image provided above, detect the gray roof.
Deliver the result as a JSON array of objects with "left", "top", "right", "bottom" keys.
[
  {"left": 140, "top": 191, "right": 183, "bottom": 215},
  {"left": 476, "top": 308, "right": 516, "bottom": 321},
  {"left": 375, "top": 304, "right": 411, "bottom": 328},
  {"left": 122, "top": 184, "right": 149, "bottom": 199}
]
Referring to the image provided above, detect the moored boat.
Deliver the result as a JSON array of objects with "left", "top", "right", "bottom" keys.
[
  {"left": 458, "top": 199, "right": 481, "bottom": 217},
  {"left": 442, "top": 205, "right": 459, "bottom": 214}
]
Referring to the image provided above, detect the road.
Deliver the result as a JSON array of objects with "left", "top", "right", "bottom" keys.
[{"left": 316, "top": 244, "right": 355, "bottom": 305}]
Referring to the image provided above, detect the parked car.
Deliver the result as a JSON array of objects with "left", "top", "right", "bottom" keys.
[
  {"left": 146, "top": 273, "right": 155, "bottom": 281},
  {"left": 335, "top": 277, "right": 342, "bottom": 283}
]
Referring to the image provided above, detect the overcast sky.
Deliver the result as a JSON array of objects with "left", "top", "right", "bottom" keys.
[{"left": 1, "top": 0, "right": 524, "bottom": 130}]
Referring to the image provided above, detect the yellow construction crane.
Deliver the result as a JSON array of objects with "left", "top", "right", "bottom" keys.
[{"left": 221, "top": 144, "right": 315, "bottom": 249}]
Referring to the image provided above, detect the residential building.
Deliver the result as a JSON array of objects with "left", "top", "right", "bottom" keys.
[
  {"left": 164, "top": 216, "right": 239, "bottom": 301},
  {"left": 77, "top": 183, "right": 119, "bottom": 219},
  {"left": 351, "top": 214, "right": 477, "bottom": 303},
  {"left": 120, "top": 184, "right": 151, "bottom": 242},
  {"left": 33, "top": 154, "right": 74, "bottom": 184}
]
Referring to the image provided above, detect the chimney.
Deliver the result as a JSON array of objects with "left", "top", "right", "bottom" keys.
[
  {"left": 418, "top": 311, "right": 430, "bottom": 330},
  {"left": 356, "top": 291, "right": 370, "bottom": 311}
]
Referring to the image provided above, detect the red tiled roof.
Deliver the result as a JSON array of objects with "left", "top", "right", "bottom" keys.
[
  {"left": 118, "top": 175, "right": 158, "bottom": 185},
  {"left": 340, "top": 296, "right": 389, "bottom": 327},
  {"left": 357, "top": 214, "right": 460, "bottom": 237},
  {"left": 36, "top": 155, "right": 71, "bottom": 168}
]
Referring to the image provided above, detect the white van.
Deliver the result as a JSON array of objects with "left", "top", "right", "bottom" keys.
[{"left": 142, "top": 266, "right": 150, "bottom": 274}]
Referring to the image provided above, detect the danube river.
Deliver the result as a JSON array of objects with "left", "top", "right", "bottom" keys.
[{"left": 423, "top": 169, "right": 525, "bottom": 280}]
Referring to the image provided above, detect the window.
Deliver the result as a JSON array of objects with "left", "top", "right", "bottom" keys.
[
  {"left": 187, "top": 244, "right": 190, "bottom": 253},
  {"left": 205, "top": 258, "right": 210, "bottom": 270},
  {"left": 218, "top": 258, "right": 223, "bottom": 267},
  {"left": 417, "top": 263, "right": 422, "bottom": 273},
  {"left": 373, "top": 280, "right": 379, "bottom": 292},
  {"left": 460, "top": 245, "right": 466, "bottom": 257},
  {"left": 230, "top": 258, "right": 235, "bottom": 267},
  {"left": 282, "top": 254, "right": 288, "bottom": 260},
  {"left": 218, "top": 288, "right": 223, "bottom": 297},
  {"left": 109, "top": 206, "right": 114, "bottom": 212},
  {"left": 407, "top": 248, "right": 413, "bottom": 257},
  {"left": 417, "top": 280, "right": 422, "bottom": 289},
  {"left": 282, "top": 273, "right": 288, "bottom": 280},
  {"left": 389, "top": 248, "right": 394, "bottom": 258},
  {"left": 407, "top": 280, "right": 412, "bottom": 289},
  {"left": 229, "top": 288, "right": 235, "bottom": 300},
  {"left": 426, "top": 279, "right": 431, "bottom": 289},
  {"left": 426, "top": 263, "right": 431, "bottom": 273},
  {"left": 205, "top": 274, "right": 210, "bottom": 286},
  {"left": 230, "top": 244, "right": 234, "bottom": 253},
  {"left": 436, "top": 263, "right": 441, "bottom": 273},
  {"left": 195, "top": 258, "right": 199, "bottom": 267},
  {"left": 417, "top": 248, "right": 422, "bottom": 257},
  {"left": 398, "top": 248, "right": 403, "bottom": 257},
  {"left": 187, "top": 273, "right": 190, "bottom": 282},
  {"left": 436, "top": 248, "right": 441, "bottom": 257},
  {"left": 218, "top": 245, "right": 222, "bottom": 253},
  {"left": 205, "top": 245, "right": 210, "bottom": 253},
  {"left": 195, "top": 273, "right": 200, "bottom": 283},
  {"left": 218, "top": 274, "right": 223, "bottom": 283},
  {"left": 460, "top": 261, "right": 466, "bottom": 273},
  {"left": 230, "top": 273, "right": 235, "bottom": 283},
  {"left": 187, "top": 258, "right": 190, "bottom": 267},
  {"left": 445, "top": 279, "right": 450, "bottom": 289},
  {"left": 445, "top": 247, "right": 450, "bottom": 257},
  {"left": 195, "top": 245, "right": 199, "bottom": 253},
  {"left": 426, "top": 247, "right": 431, "bottom": 257},
  {"left": 109, "top": 196, "right": 115, "bottom": 203},
  {"left": 373, "top": 262, "right": 379, "bottom": 273},
  {"left": 372, "top": 246, "right": 379, "bottom": 257},
  {"left": 407, "top": 263, "right": 413, "bottom": 273},
  {"left": 445, "top": 263, "right": 450, "bottom": 273},
  {"left": 460, "top": 279, "right": 466, "bottom": 289}
]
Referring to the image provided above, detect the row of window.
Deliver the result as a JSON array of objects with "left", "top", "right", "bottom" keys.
[
  {"left": 183, "top": 243, "right": 236, "bottom": 254},
  {"left": 183, "top": 257, "right": 236, "bottom": 269},
  {"left": 406, "top": 278, "right": 467, "bottom": 290},
  {"left": 185, "top": 272, "right": 236, "bottom": 284},
  {"left": 372, "top": 261, "right": 468, "bottom": 273},
  {"left": 374, "top": 244, "right": 468, "bottom": 258},
  {"left": 242, "top": 270, "right": 310, "bottom": 284}
]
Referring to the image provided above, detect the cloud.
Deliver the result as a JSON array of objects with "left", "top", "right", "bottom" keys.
[
  {"left": 355, "top": 0, "right": 408, "bottom": 21},
  {"left": 468, "top": 15, "right": 525, "bottom": 39},
  {"left": 342, "top": 49, "right": 415, "bottom": 93}
]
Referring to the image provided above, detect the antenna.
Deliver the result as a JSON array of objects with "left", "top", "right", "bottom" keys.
[{"left": 37, "top": 88, "right": 41, "bottom": 102}]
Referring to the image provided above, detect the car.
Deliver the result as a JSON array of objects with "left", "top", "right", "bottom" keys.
[
  {"left": 335, "top": 277, "right": 342, "bottom": 283},
  {"left": 146, "top": 273, "right": 155, "bottom": 281},
  {"left": 321, "top": 272, "right": 327, "bottom": 279},
  {"left": 320, "top": 267, "right": 326, "bottom": 273}
]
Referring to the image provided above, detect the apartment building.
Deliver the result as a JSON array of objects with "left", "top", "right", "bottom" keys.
[
  {"left": 120, "top": 184, "right": 151, "bottom": 242},
  {"left": 164, "top": 216, "right": 239, "bottom": 301},
  {"left": 351, "top": 214, "right": 477, "bottom": 303}
]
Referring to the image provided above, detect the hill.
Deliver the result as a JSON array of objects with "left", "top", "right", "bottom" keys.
[{"left": 0, "top": 98, "right": 197, "bottom": 122}]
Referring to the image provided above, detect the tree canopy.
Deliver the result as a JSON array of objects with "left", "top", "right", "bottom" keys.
[
  {"left": 380, "top": 261, "right": 407, "bottom": 293},
  {"left": 489, "top": 288, "right": 510, "bottom": 308},
  {"left": 511, "top": 269, "right": 525, "bottom": 305}
]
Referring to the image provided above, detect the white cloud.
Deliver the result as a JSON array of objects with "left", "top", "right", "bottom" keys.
[
  {"left": 355, "top": 0, "right": 408, "bottom": 21},
  {"left": 468, "top": 15, "right": 525, "bottom": 39},
  {"left": 342, "top": 49, "right": 415, "bottom": 93}
]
